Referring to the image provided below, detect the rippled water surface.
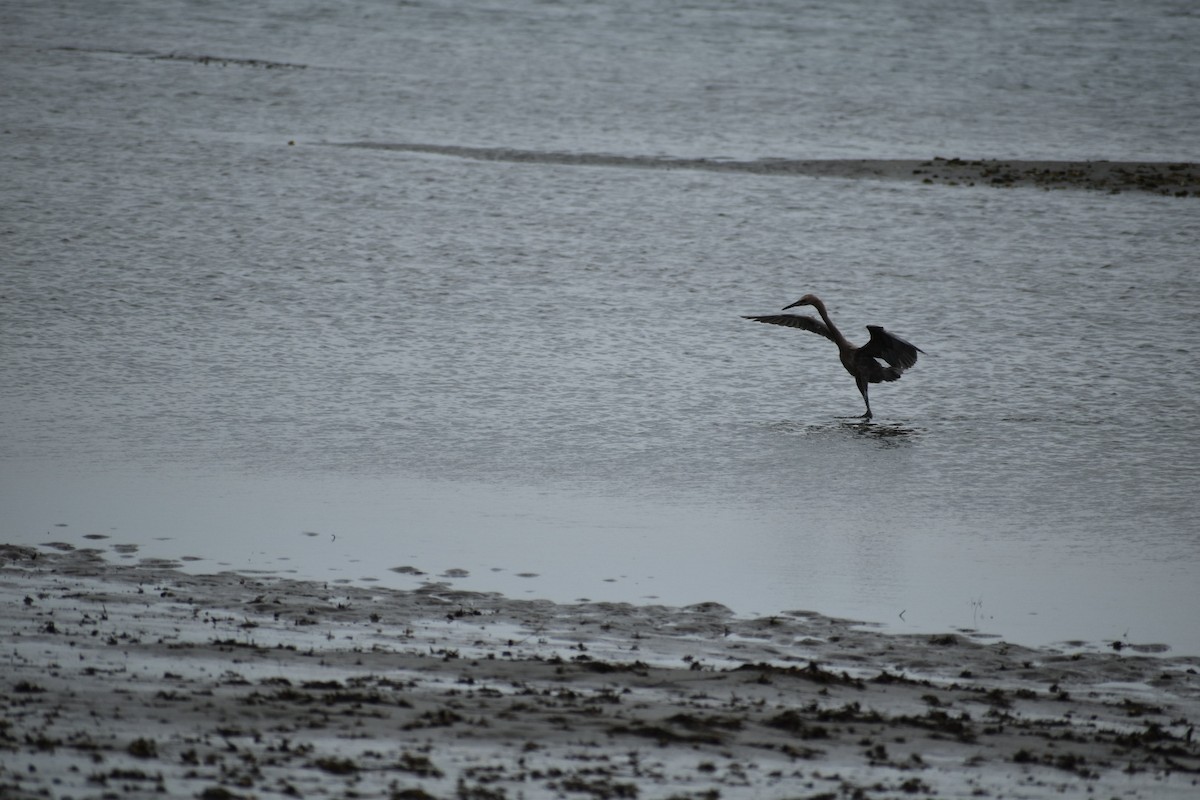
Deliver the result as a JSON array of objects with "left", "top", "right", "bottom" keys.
[{"left": 2, "top": 0, "right": 1198, "bottom": 651}]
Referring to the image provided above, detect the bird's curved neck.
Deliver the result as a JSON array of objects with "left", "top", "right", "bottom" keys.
[{"left": 810, "top": 297, "right": 851, "bottom": 347}]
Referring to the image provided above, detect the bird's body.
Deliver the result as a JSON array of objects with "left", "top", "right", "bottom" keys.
[{"left": 744, "top": 293, "right": 923, "bottom": 419}]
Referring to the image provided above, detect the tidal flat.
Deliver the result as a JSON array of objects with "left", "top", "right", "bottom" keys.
[{"left": 2, "top": 545, "right": 1198, "bottom": 799}]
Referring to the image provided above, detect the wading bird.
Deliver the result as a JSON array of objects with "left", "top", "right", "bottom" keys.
[{"left": 744, "top": 294, "right": 923, "bottom": 419}]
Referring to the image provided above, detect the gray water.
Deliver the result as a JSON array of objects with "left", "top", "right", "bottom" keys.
[{"left": 2, "top": 0, "right": 1198, "bottom": 652}]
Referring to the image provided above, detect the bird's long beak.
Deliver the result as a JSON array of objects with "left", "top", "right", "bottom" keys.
[{"left": 782, "top": 300, "right": 802, "bottom": 310}]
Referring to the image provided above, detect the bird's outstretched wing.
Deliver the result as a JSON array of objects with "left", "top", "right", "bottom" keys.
[
  {"left": 742, "top": 314, "right": 837, "bottom": 344},
  {"left": 860, "top": 325, "right": 923, "bottom": 371}
]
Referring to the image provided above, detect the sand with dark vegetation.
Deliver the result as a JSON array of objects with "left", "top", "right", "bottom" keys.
[
  {"left": 3, "top": 544, "right": 1198, "bottom": 799},
  {"left": 748, "top": 157, "right": 1200, "bottom": 195}
]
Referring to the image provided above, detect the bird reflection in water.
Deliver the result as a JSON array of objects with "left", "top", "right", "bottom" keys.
[
  {"left": 765, "top": 419, "right": 920, "bottom": 445},
  {"left": 839, "top": 419, "right": 919, "bottom": 444}
]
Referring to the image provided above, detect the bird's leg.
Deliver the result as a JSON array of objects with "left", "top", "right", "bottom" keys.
[{"left": 857, "top": 379, "right": 872, "bottom": 419}]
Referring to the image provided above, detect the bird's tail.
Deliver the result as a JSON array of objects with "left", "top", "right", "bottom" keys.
[{"left": 870, "top": 365, "right": 903, "bottom": 384}]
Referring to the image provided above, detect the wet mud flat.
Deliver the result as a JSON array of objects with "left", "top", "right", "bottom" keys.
[{"left": 2, "top": 546, "right": 1198, "bottom": 800}]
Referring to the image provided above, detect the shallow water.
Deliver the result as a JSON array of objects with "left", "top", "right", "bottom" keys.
[{"left": 2, "top": 0, "right": 1199, "bottom": 652}]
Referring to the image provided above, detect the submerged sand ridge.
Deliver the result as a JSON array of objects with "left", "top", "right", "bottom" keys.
[
  {"left": 336, "top": 143, "right": 1200, "bottom": 196},
  {"left": 2, "top": 545, "right": 1198, "bottom": 799}
]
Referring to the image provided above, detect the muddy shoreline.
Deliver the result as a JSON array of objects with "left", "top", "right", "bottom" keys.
[{"left": 2, "top": 545, "right": 1198, "bottom": 799}]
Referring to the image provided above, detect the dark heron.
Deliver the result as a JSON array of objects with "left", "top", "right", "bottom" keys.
[{"left": 744, "top": 293, "right": 924, "bottom": 419}]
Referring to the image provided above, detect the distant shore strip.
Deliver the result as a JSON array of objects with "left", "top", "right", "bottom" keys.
[{"left": 331, "top": 142, "right": 1198, "bottom": 196}]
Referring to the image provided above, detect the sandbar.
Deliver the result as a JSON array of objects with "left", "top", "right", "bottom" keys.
[{"left": 338, "top": 143, "right": 1200, "bottom": 196}]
